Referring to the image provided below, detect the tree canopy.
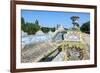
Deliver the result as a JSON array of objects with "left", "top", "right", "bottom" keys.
[
  {"left": 80, "top": 21, "right": 90, "bottom": 34},
  {"left": 21, "top": 17, "right": 25, "bottom": 25},
  {"left": 21, "top": 17, "right": 56, "bottom": 35}
]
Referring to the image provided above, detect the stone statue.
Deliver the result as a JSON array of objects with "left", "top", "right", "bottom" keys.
[{"left": 71, "top": 16, "right": 80, "bottom": 28}]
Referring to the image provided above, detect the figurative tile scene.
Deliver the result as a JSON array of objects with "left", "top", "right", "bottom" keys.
[{"left": 21, "top": 10, "right": 90, "bottom": 63}]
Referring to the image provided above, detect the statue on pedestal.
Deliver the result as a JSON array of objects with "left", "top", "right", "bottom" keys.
[{"left": 71, "top": 16, "right": 80, "bottom": 29}]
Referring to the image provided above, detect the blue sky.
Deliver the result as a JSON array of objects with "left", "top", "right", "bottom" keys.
[{"left": 21, "top": 10, "right": 90, "bottom": 28}]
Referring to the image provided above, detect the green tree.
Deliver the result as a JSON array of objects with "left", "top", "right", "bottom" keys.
[
  {"left": 35, "top": 19, "right": 39, "bottom": 25},
  {"left": 26, "top": 22, "right": 40, "bottom": 34},
  {"left": 50, "top": 27, "right": 55, "bottom": 32},
  {"left": 21, "top": 17, "right": 25, "bottom": 25},
  {"left": 21, "top": 17, "right": 26, "bottom": 31},
  {"left": 80, "top": 21, "right": 90, "bottom": 34},
  {"left": 41, "top": 27, "right": 50, "bottom": 33},
  {"left": 21, "top": 18, "right": 41, "bottom": 34}
]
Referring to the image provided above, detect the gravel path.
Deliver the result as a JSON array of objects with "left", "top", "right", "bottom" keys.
[{"left": 81, "top": 33, "right": 90, "bottom": 59}]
